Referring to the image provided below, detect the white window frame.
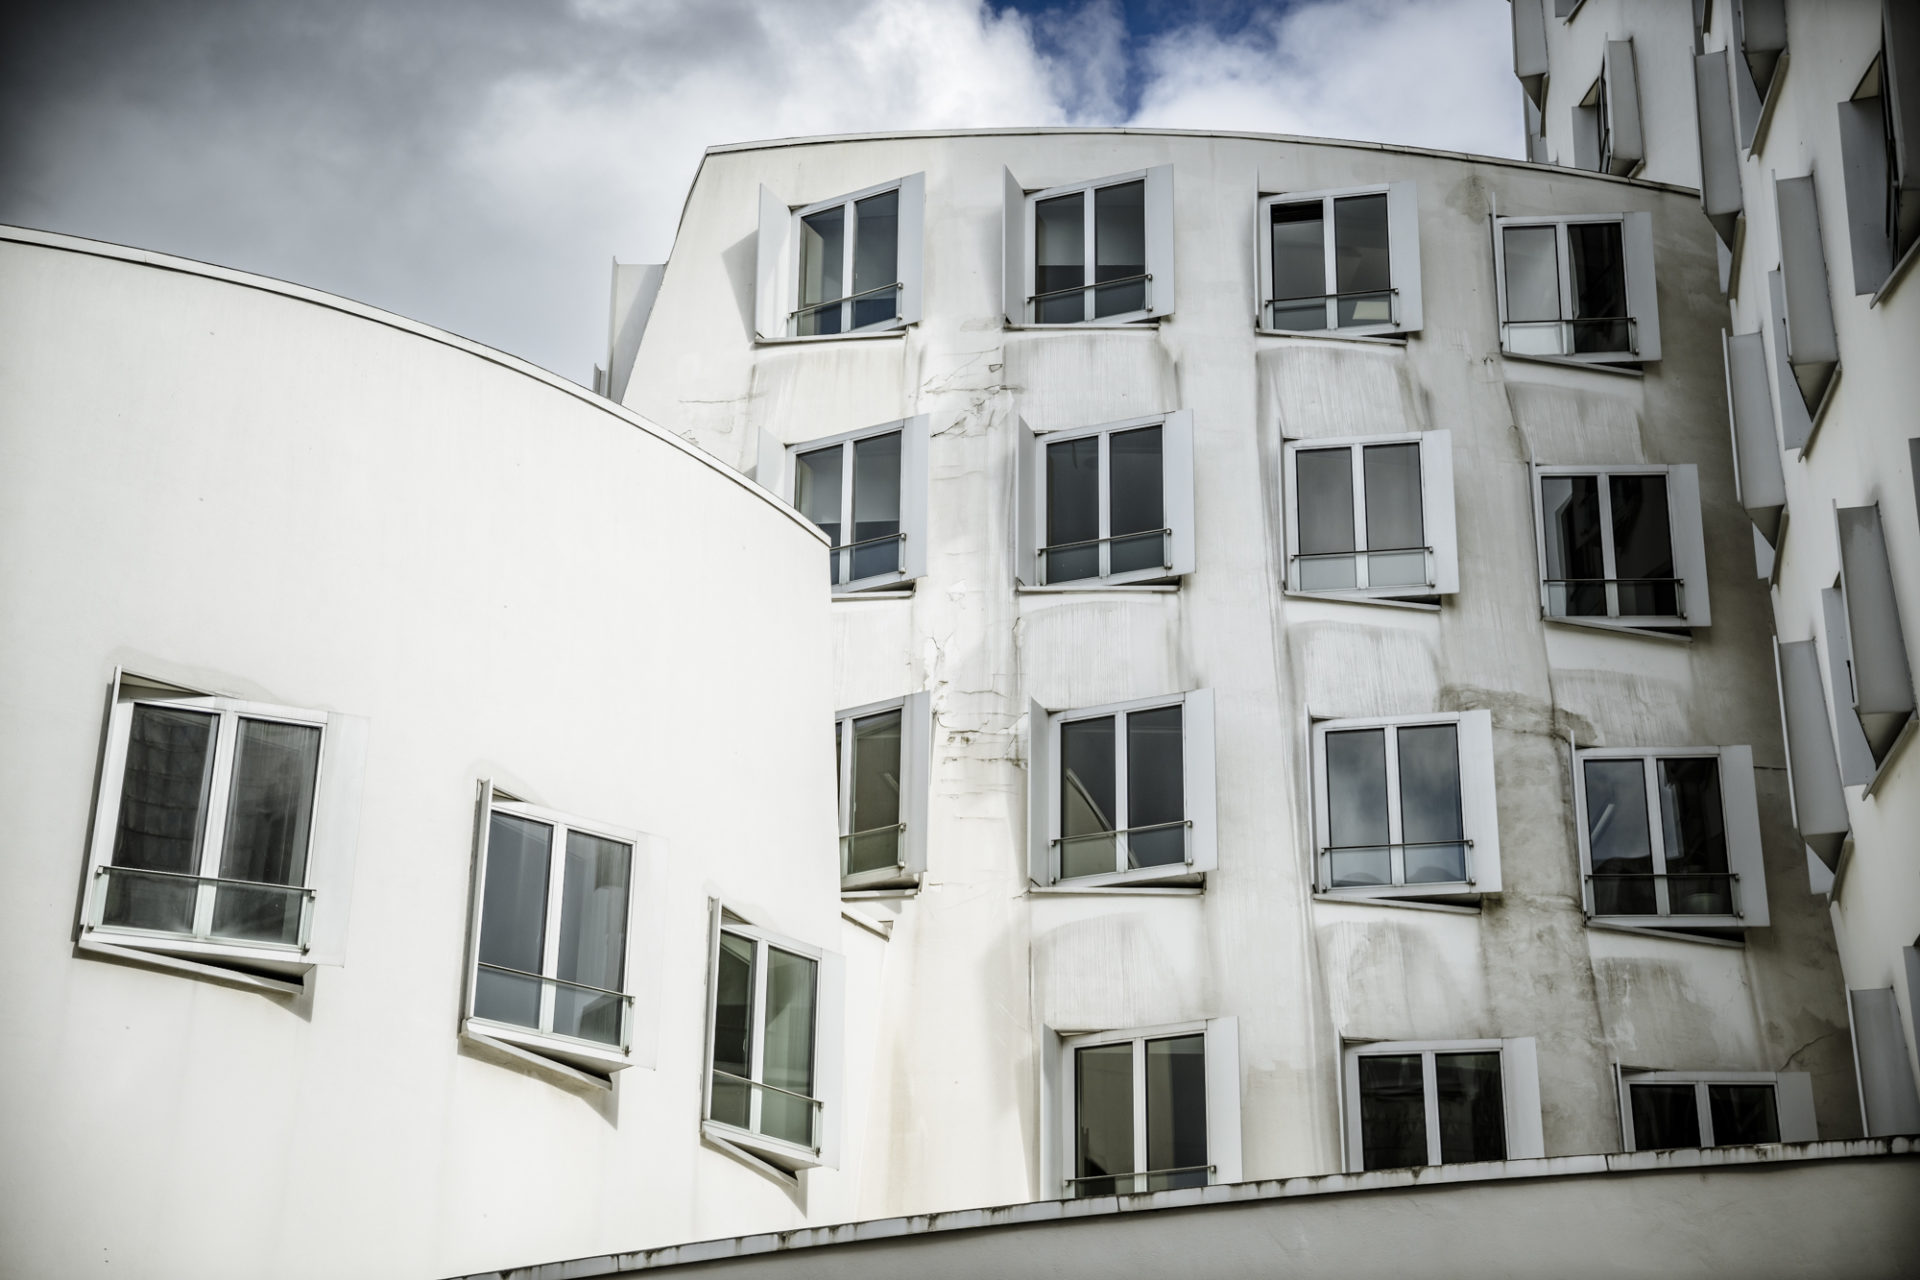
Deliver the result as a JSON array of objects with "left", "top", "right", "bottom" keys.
[
  {"left": 462, "top": 783, "right": 657, "bottom": 1082},
  {"left": 1254, "top": 182, "right": 1423, "bottom": 336},
  {"left": 77, "top": 669, "right": 366, "bottom": 990},
  {"left": 1617, "top": 1069, "right": 1816, "bottom": 1150},
  {"left": 1571, "top": 744, "right": 1770, "bottom": 930},
  {"left": 755, "top": 174, "right": 924, "bottom": 343},
  {"left": 701, "top": 903, "right": 845, "bottom": 1177},
  {"left": 835, "top": 692, "right": 931, "bottom": 891},
  {"left": 1046, "top": 1017, "right": 1241, "bottom": 1199},
  {"left": 1492, "top": 211, "right": 1662, "bottom": 364},
  {"left": 1310, "top": 709, "right": 1502, "bottom": 900},
  {"left": 762, "top": 415, "right": 930, "bottom": 594},
  {"left": 1281, "top": 430, "right": 1457, "bottom": 600},
  {"left": 1004, "top": 164, "right": 1175, "bottom": 327},
  {"left": 1027, "top": 690, "right": 1216, "bottom": 889},
  {"left": 1530, "top": 464, "right": 1711, "bottom": 630},
  {"left": 1340, "top": 1037, "right": 1544, "bottom": 1172},
  {"left": 1014, "top": 411, "right": 1196, "bottom": 589}
]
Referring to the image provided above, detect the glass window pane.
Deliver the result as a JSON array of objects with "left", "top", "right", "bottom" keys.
[
  {"left": 474, "top": 813, "right": 553, "bottom": 1030},
  {"left": 1074, "top": 1042, "right": 1135, "bottom": 1196},
  {"left": 846, "top": 709, "right": 903, "bottom": 876},
  {"left": 1503, "top": 225, "right": 1562, "bottom": 322},
  {"left": 1326, "top": 728, "right": 1390, "bottom": 887},
  {"left": 105, "top": 705, "right": 215, "bottom": 935},
  {"left": 1659, "top": 757, "right": 1730, "bottom": 915},
  {"left": 1061, "top": 714, "right": 1117, "bottom": 880},
  {"left": 1435, "top": 1051, "right": 1505, "bottom": 1163},
  {"left": 1296, "top": 447, "right": 1357, "bottom": 590},
  {"left": 211, "top": 718, "right": 321, "bottom": 944},
  {"left": 1568, "top": 220, "right": 1629, "bottom": 353},
  {"left": 1269, "top": 201, "right": 1326, "bottom": 329},
  {"left": 552, "top": 830, "right": 631, "bottom": 1045},
  {"left": 1398, "top": 723, "right": 1466, "bottom": 884},
  {"left": 1708, "top": 1084, "right": 1780, "bottom": 1145},
  {"left": 794, "top": 445, "right": 844, "bottom": 586},
  {"left": 851, "top": 189, "right": 899, "bottom": 329},
  {"left": 761, "top": 947, "right": 818, "bottom": 1146},
  {"left": 1333, "top": 193, "right": 1391, "bottom": 326},
  {"left": 1359, "top": 1053, "right": 1428, "bottom": 1170},
  {"left": 1541, "top": 475, "right": 1607, "bottom": 617},
  {"left": 1093, "top": 180, "right": 1145, "bottom": 317},
  {"left": 1609, "top": 474, "right": 1677, "bottom": 617},
  {"left": 1045, "top": 435, "right": 1101, "bottom": 583},
  {"left": 1584, "top": 759, "right": 1656, "bottom": 915},
  {"left": 797, "top": 205, "right": 846, "bottom": 336},
  {"left": 1146, "top": 1034, "right": 1208, "bottom": 1190},
  {"left": 710, "top": 932, "right": 755, "bottom": 1129},
  {"left": 850, "top": 430, "right": 902, "bottom": 581},
  {"left": 1035, "top": 191, "right": 1085, "bottom": 323},
  {"left": 1363, "top": 442, "right": 1426, "bottom": 588},
  {"left": 1127, "top": 705, "right": 1184, "bottom": 868},
  {"left": 1109, "top": 425, "right": 1165, "bottom": 576},
  {"left": 1630, "top": 1083, "right": 1701, "bottom": 1150}
]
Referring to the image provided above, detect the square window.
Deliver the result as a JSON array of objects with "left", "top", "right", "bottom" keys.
[
  {"left": 1258, "top": 182, "right": 1422, "bottom": 335},
  {"left": 755, "top": 175, "right": 924, "bottom": 341},
  {"left": 1494, "top": 212, "right": 1660, "bottom": 363},
  {"left": 1282, "top": 432, "right": 1457, "bottom": 598},
  {"left": 1004, "top": 165, "right": 1173, "bottom": 326},
  {"left": 1342, "top": 1038, "right": 1543, "bottom": 1171},
  {"left": 1015, "top": 411, "right": 1195, "bottom": 588},
  {"left": 764, "top": 416, "right": 929, "bottom": 594},
  {"left": 1532, "top": 465, "right": 1710, "bottom": 629},
  {"left": 1619, "top": 1070, "right": 1815, "bottom": 1151},
  {"left": 835, "top": 692, "right": 931, "bottom": 891}
]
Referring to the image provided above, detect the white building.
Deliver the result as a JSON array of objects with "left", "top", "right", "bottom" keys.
[{"left": 1509, "top": 0, "right": 1920, "bottom": 1142}]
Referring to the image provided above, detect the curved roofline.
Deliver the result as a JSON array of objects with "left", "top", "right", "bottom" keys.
[{"left": 0, "top": 224, "right": 827, "bottom": 545}]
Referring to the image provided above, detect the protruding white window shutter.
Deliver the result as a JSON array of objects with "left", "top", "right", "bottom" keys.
[
  {"left": 1419, "top": 430, "right": 1458, "bottom": 595},
  {"left": 1003, "top": 167, "right": 1027, "bottom": 327},
  {"left": 1183, "top": 689, "right": 1217, "bottom": 876},
  {"left": 901, "top": 691, "right": 932, "bottom": 877},
  {"left": 1719, "top": 745, "right": 1770, "bottom": 927},
  {"left": 1604, "top": 41, "right": 1645, "bottom": 175},
  {"left": 1014, "top": 418, "right": 1043, "bottom": 586},
  {"left": 1667, "top": 465, "right": 1711, "bottom": 627},
  {"left": 1456, "top": 709, "right": 1501, "bottom": 895},
  {"left": 1890, "top": 1, "right": 1920, "bottom": 203},
  {"left": 1500, "top": 1037, "right": 1546, "bottom": 1158},
  {"left": 1774, "top": 638, "right": 1851, "bottom": 870},
  {"left": 1821, "top": 587, "right": 1879, "bottom": 785},
  {"left": 1836, "top": 504, "right": 1918, "bottom": 756},
  {"left": 1838, "top": 98, "right": 1895, "bottom": 294},
  {"left": 1722, "top": 330, "right": 1785, "bottom": 543},
  {"left": 1027, "top": 698, "right": 1053, "bottom": 885},
  {"left": 1774, "top": 176, "right": 1841, "bottom": 380},
  {"left": 1775, "top": 1072, "right": 1818, "bottom": 1142},
  {"left": 896, "top": 172, "right": 926, "bottom": 326},
  {"left": 1162, "top": 408, "right": 1197, "bottom": 577},
  {"left": 755, "top": 184, "right": 791, "bottom": 341},
  {"left": 1385, "top": 181, "right": 1423, "bottom": 333},
  {"left": 756, "top": 428, "right": 788, "bottom": 497},
  {"left": 1851, "top": 987, "right": 1920, "bottom": 1135},
  {"left": 1512, "top": 0, "right": 1548, "bottom": 105},
  {"left": 899, "top": 414, "right": 930, "bottom": 583},
  {"left": 304, "top": 712, "right": 369, "bottom": 966},
  {"left": 1143, "top": 164, "right": 1176, "bottom": 320},
  {"left": 1621, "top": 211, "right": 1661, "bottom": 363},
  {"left": 1204, "top": 1016, "right": 1243, "bottom": 1183},
  {"left": 1695, "top": 51, "right": 1744, "bottom": 244},
  {"left": 813, "top": 947, "right": 846, "bottom": 1170},
  {"left": 1767, "top": 271, "right": 1815, "bottom": 449}
]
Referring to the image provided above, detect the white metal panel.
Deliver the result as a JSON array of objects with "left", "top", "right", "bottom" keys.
[
  {"left": 1822, "top": 587, "right": 1879, "bottom": 785},
  {"left": 896, "top": 171, "right": 925, "bottom": 326},
  {"left": 1774, "top": 639, "right": 1850, "bottom": 869},
  {"left": 1027, "top": 698, "right": 1053, "bottom": 885},
  {"left": 1162, "top": 408, "right": 1196, "bottom": 578},
  {"left": 1773, "top": 176, "right": 1840, "bottom": 371},
  {"left": 1667, "top": 465, "right": 1711, "bottom": 627},
  {"left": 1204, "top": 1016, "right": 1243, "bottom": 1183},
  {"left": 1621, "top": 211, "right": 1661, "bottom": 364},
  {"left": 1837, "top": 504, "right": 1918, "bottom": 741},
  {"left": 1851, "top": 987, "right": 1920, "bottom": 1136},
  {"left": 1501, "top": 1037, "right": 1545, "bottom": 1159},
  {"left": 1694, "top": 51, "right": 1744, "bottom": 244},
  {"left": 1420, "top": 430, "right": 1458, "bottom": 595},
  {"left": 1572, "top": 102, "right": 1601, "bottom": 174},
  {"left": 755, "top": 184, "right": 790, "bottom": 341},
  {"left": 1775, "top": 1071, "right": 1818, "bottom": 1142},
  {"left": 1722, "top": 330, "right": 1785, "bottom": 543},
  {"left": 303, "top": 711, "right": 368, "bottom": 966},
  {"left": 901, "top": 691, "right": 932, "bottom": 877},
  {"left": 1385, "top": 181, "right": 1423, "bottom": 333},
  {"left": 1838, "top": 98, "right": 1894, "bottom": 295},
  {"left": 814, "top": 946, "right": 846, "bottom": 1169},
  {"left": 1604, "top": 41, "right": 1645, "bottom": 175},
  {"left": 1039, "top": 1026, "right": 1064, "bottom": 1197},
  {"left": 1456, "top": 709, "right": 1501, "bottom": 895},
  {"left": 1767, "top": 270, "right": 1814, "bottom": 449},
  {"left": 899, "top": 413, "right": 930, "bottom": 584},
  {"left": 1143, "top": 164, "right": 1176, "bottom": 320},
  {"left": 1003, "top": 166, "right": 1026, "bottom": 326},
  {"left": 1512, "top": 0, "right": 1548, "bottom": 104},
  {"left": 606, "top": 261, "right": 665, "bottom": 404},
  {"left": 1890, "top": 0, "right": 1920, "bottom": 197},
  {"left": 1183, "top": 688, "right": 1218, "bottom": 876},
  {"left": 756, "top": 427, "right": 788, "bottom": 497},
  {"left": 1014, "top": 417, "right": 1042, "bottom": 586},
  {"left": 1719, "top": 745, "right": 1770, "bottom": 928}
]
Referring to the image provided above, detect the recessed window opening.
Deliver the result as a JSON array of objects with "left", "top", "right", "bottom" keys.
[
  {"left": 1267, "top": 192, "right": 1392, "bottom": 331},
  {"left": 1044, "top": 424, "right": 1166, "bottom": 584},
  {"left": 1541, "top": 471, "right": 1680, "bottom": 620},
  {"left": 1583, "top": 755, "right": 1735, "bottom": 919},
  {"left": 1295, "top": 442, "right": 1427, "bottom": 591},
  {"left": 793, "top": 188, "right": 901, "bottom": 336},
  {"left": 1629, "top": 1080, "right": 1780, "bottom": 1150},
  {"left": 1034, "top": 178, "right": 1147, "bottom": 323},
  {"left": 1059, "top": 703, "right": 1185, "bottom": 881},
  {"left": 1069, "top": 1031, "right": 1210, "bottom": 1197}
]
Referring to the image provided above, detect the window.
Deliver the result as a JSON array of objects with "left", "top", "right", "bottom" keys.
[
  {"left": 1850, "top": 985, "right": 1920, "bottom": 1136},
  {"left": 1014, "top": 411, "right": 1195, "bottom": 588},
  {"left": 1730, "top": 0, "right": 1788, "bottom": 149},
  {"left": 1027, "top": 690, "right": 1216, "bottom": 888},
  {"left": 1573, "top": 746, "right": 1770, "bottom": 929},
  {"left": 1837, "top": 23, "right": 1920, "bottom": 298},
  {"left": 1003, "top": 165, "right": 1174, "bottom": 326},
  {"left": 464, "top": 785, "right": 654, "bottom": 1079},
  {"left": 835, "top": 693, "right": 931, "bottom": 891},
  {"left": 1311, "top": 710, "right": 1501, "bottom": 900},
  {"left": 77, "top": 670, "right": 366, "bottom": 988},
  {"left": 1511, "top": 0, "right": 1548, "bottom": 108},
  {"left": 1282, "top": 431, "right": 1457, "bottom": 598},
  {"left": 1834, "top": 504, "right": 1917, "bottom": 765},
  {"left": 754, "top": 174, "right": 924, "bottom": 341},
  {"left": 1531, "top": 465, "right": 1711, "bottom": 629},
  {"left": 1341, "top": 1038, "right": 1543, "bottom": 1172},
  {"left": 1046, "top": 1018, "right": 1241, "bottom": 1199},
  {"left": 1494, "top": 212, "right": 1661, "bottom": 363},
  {"left": 1772, "top": 175, "right": 1840, "bottom": 410},
  {"left": 1619, "top": 1071, "right": 1815, "bottom": 1151},
  {"left": 1256, "top": 183, "right": 1422, "bottom": 335},
  {"left": 761, "top": 416, "right": 929, "bottom": 593},
  {"left": 1574, "top": 42, "right": 1643, "bottom": 177},
  {"left": 703, "top": 905, "right": 844, "bottom": 1175}
]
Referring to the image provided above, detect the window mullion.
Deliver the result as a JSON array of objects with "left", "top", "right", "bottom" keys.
[
  {"left": 1351, "top": 446, "right": 1370, "bottom": 588},
  {"left": 1384, "top": 726, "right": 1406, "bottom": 886},
  {"left": 1098, "top": 432, "right": 1113, "bottom": 580},
  {"left": 1322, "top": 195, "right": 1339, "bottom": 329},
  {"left": 191, "top": 711, "right": 239, "bottom": 937},
  {"left": 1556, "top": 222, "right": 1575, "bottom": 353},
  {"left": 749, "top": 938, "right": 769, "bottom": 1134},
  {"left": 1646, "top": 758, "right": 1673, "bottom": 916},
  {"left": 1132, "top": 1038, "right": 1149, "bottom": 1189},
  {"left": 1422, "top": 1051, "right": 1442, "bottom": 1166},
  {"left": 1113, "top": 712, "right": 1130, "bottom": 875},
  {"left": 1082, "top": 186, "right": 1097, "bottom": 323},
  {"left": 841, "top": 199, "right": 857, "bottom": 333},
  {"left": 1696, "top": 1082, "right": 1715, "bottom": 1147},
  {"left": 840, "top": 441, "right": 856, "bottom": 584},
  {"left": 539, "top": 822, "right": 567, "bottom": 1032},
  {"left": 1596, "top": 473, "right": 1621, "bottom": 618}
]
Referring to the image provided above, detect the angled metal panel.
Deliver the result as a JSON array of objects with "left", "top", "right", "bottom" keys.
[{"left": 1723, "top": 330, "right": 1786, "bottom": 542}]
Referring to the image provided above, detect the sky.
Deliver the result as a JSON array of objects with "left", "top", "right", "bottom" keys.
[{"left": 0, "top": 0, "right": 1522, "bottom": 383}]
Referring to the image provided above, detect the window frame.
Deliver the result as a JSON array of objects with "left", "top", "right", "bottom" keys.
[
  {"left": 701, "top": 903, "right": 844, "bottom": 1176},
  {"left": 1340, "top": 1037, "right": 1543, "bottom": 1172},
  {"left": 1253, "top": 182, "right": 1423, "bottom": 337},
  {"left": 1280, "top": 430, "right": 1457, "bottom": 601},
  {"left": 764, "top": 415, "right": 930, "bottom": 594},
  {"left": 1617, "top": 1069, "right": 1816, "bottom": 1151},
  {"left": 1027, "top": 689, "right": 1216, "bottom": 889},
  {"left": 1310, "top": 709, "right": 1501, "bottom": 901},
  {"left": 1014, "top": 410, "right": 1196, "bottom": 589},
  {"left": 1571, "top": 744, "right": 1770, "bottom": 930},
  {"left": 754, "top": 174, "right": 925, "bottom": 343},
  {"left": 1492, "top": 211, "right": 1661, "bottom": 365},
  {"left": 1004, "top": 164, "right": 1175, "bottom": 327},
  {"left": 1529, "top": 463, "right": 1711, "bottom": 631},
  {"left": 461, "top": 783, "right": 655, "bottom": 1080},
  {"left": 77, "top": 669, "right": 366, "bottom": 987},
  {"left": 835, "top": 692, "right": 932, "bottom": 892}
]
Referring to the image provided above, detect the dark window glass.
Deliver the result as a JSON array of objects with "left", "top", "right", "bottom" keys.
[
  {"left": 1297, "top": 447, "right": 1357, "bottom": 590},
  {"left": 1568, "top": 220, "right": 1629, "bottom": 353},
  {"left": 794, "top": 445, "right": 844, "bottom": 585},
  {"left": 1075, "top": 1042, "right": 1135, "bottom": 1196},
  {"left": 710, "top": 932, "right": 755, "bottom": 1129},
  {"left": 1630, "top": 1084, "right": 1702, "bottom": 1150},
  {"left": 1585, "top": 759, "right": 1656, "bottom": 915},
  {"left": 846, "top": 710, "right": 903, "bottom": 877},
  {"left": 1333, "top": 193, "right": 1392, "bottom": 326},
  {"left": 1363, "top": 442, "right": 1426, "bottom": 588},
  {"left": 1060, "top": 715, "right": 1117, "bottom": 880},
  {"left": 553, "top": 830, "right": 631, "bottom": 1045},
  {"left": 1609, "top": 474, "right": 1676, "bottom": 617},
  {"left": 850, "top": 431, "right": 902, "bottom": 581},
  {"left": 851, "top": 189, "right": 899, "bottom": 329},
  {"left": 1399, "top": 723, "right": 1466, "bottom": 884},
  {"left": 1094, "top": 181, "right": 1146, "bottom": 317},
  {"left": 474, "top": 813, "right": 553, "bottom": 1030},
  {"left": 1359, "top": 1053, "right": 1428, "bottom": 1170},
  {"left": 1434, "top": 1051, "right": 1505, "bottom": 1163},
  {"left": 1708, "top": 1084, "right": 1780, "bottom": 1145},
  {"left": 212, "top": 717, "right": 321, "bottom": 944},
  {"left": 1045, "top": 435, "right": 1101, "bottom": 583},
  {"left": 1542, "top": 475, "right": 1607, "bottom": 617},
  {"left": 1326, "top": 728, "right": 1389, "bottom": 887},
  {"left": 105, "top": 704, "right": 216, "bottom": 933},
  {"left": 1269, "top": 202, "right": 1326, "bottom": 329},
  {"left": 1127, "top": 705, "right": 1184, "bottom": 868},
  {"left": 1502, "top": 224, "right": 1561, "bottom": 323},
  {"left": 797, "top": 205, "right": 846, "bottom": 336},
  {"left": 1035, "top": 191, "right": 1085, "bottom": 323},
  {"left": 1146, "top": 1035, "right": 1209, "bottom": 1189},
  {"left": 1109, "top": 425, "right": 1164, "bottom": 576},
  {"left": 1659, "top": 757, "right": 1730, "bottom": 915}
]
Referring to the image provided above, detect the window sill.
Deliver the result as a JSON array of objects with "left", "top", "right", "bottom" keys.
[
  {"left": 1543, "top": 615, "right": 1694, "bottom": 644},
  {"left": 1794, "top": 363, "right": 1842, "bottom": 459},
  {"left": 461, "top": 1019, "right": 633, "bottom": 1082},
  {"left": 1005, "top": 320, "right": 1162, "bottom": 332},
  {"left": 834, "top": 584, "right": 916, "bottom": 600},
  {"left": 1312, "top": 891, "right": 1483, "bottom": 915},
  {"left": 1284, "top": 587, "right": 1442, "bottom": 612},
  {"left": 842, "top": 885, "right": 920, "bottom": 900},
  {"left": 1018, "top": 582, "right": 1180, "bottom": 596},
  {"left": 1585, "top": 918, "right": 1748, "bottom": 948},
  {"left": 1870, "top": 234, "right": 1920, "bottom": 309},
  {"left": 1501, "top": 351, "right": 1646, "bottom": 377},
  {"left": 701, "top": 1119, "right": 824, "bottom": 1176},
  {"left": 1255, "top": 328, "right": 1409, "bottom": 347},
  {"left": 841, "top": 869, "right": 917, "bottom": 893},
  {"left": 78, "top": 925, "right": 313, "bottom": 976},
  {"left": 1029, "top": 882, "right": 1205, "bottom": 897},
  {"left": 755, "top": 327, "right": 909, "bottom": 347},
  {"left": 75, "top": 934, "right": 309, "bottom": 995}
]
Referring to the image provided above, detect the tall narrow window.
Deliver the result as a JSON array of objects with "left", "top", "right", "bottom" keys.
[
  {"left": 1009, "top": 166, "right": 1173, "bottom": 325},
  {"left": 833, "top": 692, "right": 930, "bottom": 890},
  {"left": 1258, "top": 184, "right": 1420, "bottom": 335},
  {"left": 1053, "top": 1020, "right": 1241, "bottom": 1198},
  {"left": 1343, "top": 1040, "right": 1540, "bottom": 1171},
  {"left": 1284, "top": 433, "right": 1455, "bottom": 597},
  {"left": 1619, "top": 1071, "right": 1816, "bottom": 1151},
  {"left": 1496, "top": 214, "right": 1658, "bottom": 362},
  {"left": 1536, "top": 466, "right": 1709, "bottom": 628},
  {"left": 1043, "top": 424, "right": 1165, "bottom": 584},
  {"left": 777, "top": 417, "right": 929, "bottom": 594}
]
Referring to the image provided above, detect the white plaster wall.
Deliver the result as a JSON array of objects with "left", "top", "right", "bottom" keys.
[{"left": 0, "top": 234, "right": 856, "bottom": 1280}]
